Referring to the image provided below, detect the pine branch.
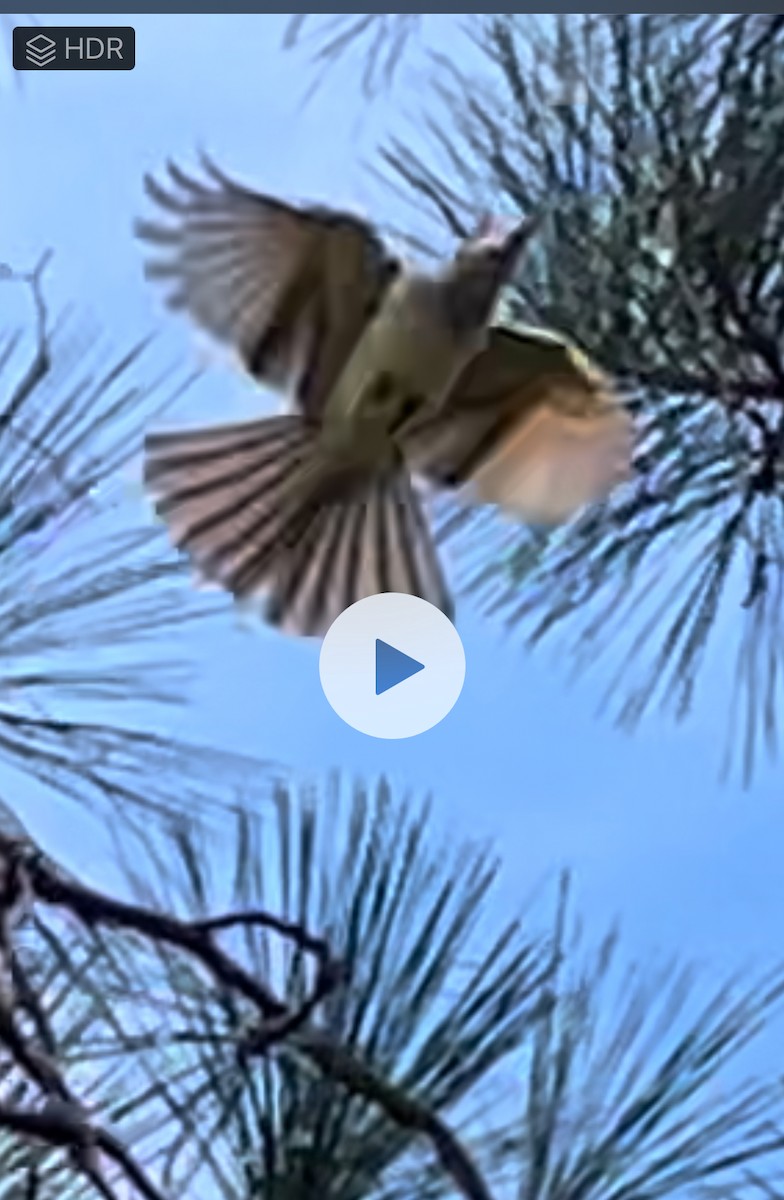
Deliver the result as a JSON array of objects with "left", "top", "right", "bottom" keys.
[
  {"left": 0, "top": 819, "right": 496, "bottom": 1200},
  {"left": 380, "top": 14, "right": 784, "bottom": 782},
  {"left": 0, "top": 255, "right": 283, "bottom": 831}
]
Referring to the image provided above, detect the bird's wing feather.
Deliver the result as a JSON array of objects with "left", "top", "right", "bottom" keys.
[
  {"left": 135, "top": 155, "right": 398, "bottom": 418},
  {"left": 402, "top": 326, "right": 632, "bottom": 524}
]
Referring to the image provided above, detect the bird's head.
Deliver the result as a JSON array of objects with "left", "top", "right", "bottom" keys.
[{"left": 443, "top": 213, "right": 538, "bottom": 332}]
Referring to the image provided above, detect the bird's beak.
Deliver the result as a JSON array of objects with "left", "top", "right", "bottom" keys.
[
  {"left": 446, "top": 213, "right": 541, "bottom": 333},
  {"left": 496, "top": 215, "right": 539, "bottom": 276},
  {"left": 471, "top": 213, "right": 539, "bottom": 282}
]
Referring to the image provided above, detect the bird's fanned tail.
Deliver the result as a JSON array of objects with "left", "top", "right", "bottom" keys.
[
  {"left": 145, "top": 415, "right": 452, "bottom": 637},
  {"left": 265, "top": 470, "right": 453, "bottom": 635}
]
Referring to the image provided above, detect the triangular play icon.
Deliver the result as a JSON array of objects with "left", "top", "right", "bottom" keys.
[{"left": 375, "top": 638, "right": 425, "bottom": 695}]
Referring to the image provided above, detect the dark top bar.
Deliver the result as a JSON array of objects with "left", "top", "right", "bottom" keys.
[{"left": 22, "top": 4, "right": 776, "bottom": 16}]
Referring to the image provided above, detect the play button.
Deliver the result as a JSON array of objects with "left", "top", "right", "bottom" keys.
[
  {"left": 375, "top": 639, "right": 424, "bottom": 695},
  {"left": 319, "top": 593, "right": 466, "bottom": 739}
]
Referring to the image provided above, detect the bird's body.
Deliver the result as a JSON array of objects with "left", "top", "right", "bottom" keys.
[
  {"left": 137, "top": 157, "right": 632, "bottom": 635},
  {"left": 318, "top": 270, "right": 487, "bottom": 464}
]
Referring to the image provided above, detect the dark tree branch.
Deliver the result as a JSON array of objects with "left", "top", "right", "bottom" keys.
[
  {"left": 0, "top": 825, "right": 497, "bottom": 1200},
  {"left": 0, "top": 1105, "right": 165, "bottom": 1200},
  {"left": 286, "top": 1027, "right": 495, "bottom": 1200},
  {"left": 6, "top": 831, "right": 341, "bottom": 1046}
]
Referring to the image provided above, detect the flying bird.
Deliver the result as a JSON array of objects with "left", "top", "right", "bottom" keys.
[{"left": 136, "top": 157, "right": 632, "bottom": 636}]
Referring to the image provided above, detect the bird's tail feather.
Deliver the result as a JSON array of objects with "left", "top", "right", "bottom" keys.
[{"left": 144, "top": 415, "right": 452, "bottom": 636}]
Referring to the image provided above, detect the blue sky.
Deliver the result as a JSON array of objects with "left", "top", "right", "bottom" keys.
[{"left": 2, "top": 10, "right": 784, "bottom": 1096}]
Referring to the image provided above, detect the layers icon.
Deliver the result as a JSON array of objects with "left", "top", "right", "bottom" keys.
[{"left": 24, "top": 33, "right": 57, "bottom": 67}]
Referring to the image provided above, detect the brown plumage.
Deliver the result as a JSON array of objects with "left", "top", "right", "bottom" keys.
[{"left": 137, "top": 156, "right": 632, "bottom": 636}]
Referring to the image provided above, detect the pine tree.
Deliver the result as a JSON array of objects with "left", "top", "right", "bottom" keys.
[{"left": 289, "top": 14, "right": 784, "bottom": 785}]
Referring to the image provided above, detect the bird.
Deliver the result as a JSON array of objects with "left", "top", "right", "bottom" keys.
[{"left": 136, "top": 155, "right": 632, "bottom": 637}]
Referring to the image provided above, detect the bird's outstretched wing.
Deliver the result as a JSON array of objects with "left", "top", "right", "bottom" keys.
[
  {"left": 135, "top": 156, "right": 399, "bottom": 418},
  {"left": 402, "top": 326, "right": 632, "bottom": 525}
]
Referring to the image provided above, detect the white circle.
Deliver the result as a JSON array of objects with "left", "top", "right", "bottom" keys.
[{"left": 319, "top": 593, "right": 466, "bottom": 739}]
